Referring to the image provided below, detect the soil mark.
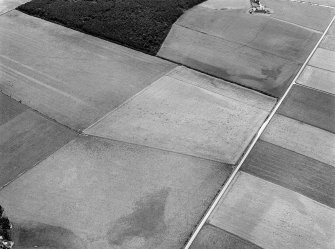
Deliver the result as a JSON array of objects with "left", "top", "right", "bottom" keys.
[{"left": 107, "top": 188, "right": 170, "bottom": 248}]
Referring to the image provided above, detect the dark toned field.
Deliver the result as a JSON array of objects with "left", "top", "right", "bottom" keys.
[{"left": 17, "top": 0, "right": 205, "bottom": 54}]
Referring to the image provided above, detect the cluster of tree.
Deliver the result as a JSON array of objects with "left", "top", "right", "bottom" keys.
[{"left": 0, "top": 206, "right": 14, "bottom": 249}]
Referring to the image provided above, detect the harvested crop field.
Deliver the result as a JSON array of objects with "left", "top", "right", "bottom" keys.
[{"left": 17, "top": 0, "right": 206, "bottom": 55}]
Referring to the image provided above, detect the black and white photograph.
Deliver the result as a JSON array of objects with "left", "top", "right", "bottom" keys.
[{"left": 0, "top": 0, "right": 334, "bottom": 248}]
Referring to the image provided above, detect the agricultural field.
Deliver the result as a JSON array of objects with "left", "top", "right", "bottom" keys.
[{"left": 17, "top": 0, "right": 206, "bottom": 54}]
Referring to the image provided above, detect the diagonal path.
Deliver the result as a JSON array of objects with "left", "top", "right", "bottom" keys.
[
  {"left": 186, "top": 10, "right": 335, "bottom": 249},
  {"left": 158, "top": 0, "right": 334, "bottom": 97},
  {"left": 0, "top": 7, "right": 276, "bottom": 249},
  {"left": 0, "top": 0, "right": 333, "bottom": 248}
]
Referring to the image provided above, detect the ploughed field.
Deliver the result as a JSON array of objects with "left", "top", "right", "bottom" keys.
[{"left": 17, "top": 0, "right": 206, "bottom": 55}]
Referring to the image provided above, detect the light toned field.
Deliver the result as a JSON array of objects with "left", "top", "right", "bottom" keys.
[{"left": 0, "top": 0, "right": 334, "bottom": 248}]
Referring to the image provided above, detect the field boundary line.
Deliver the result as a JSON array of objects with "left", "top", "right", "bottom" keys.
[{"left": 183, "top": 14, "right": 335, "bottom": 249}]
